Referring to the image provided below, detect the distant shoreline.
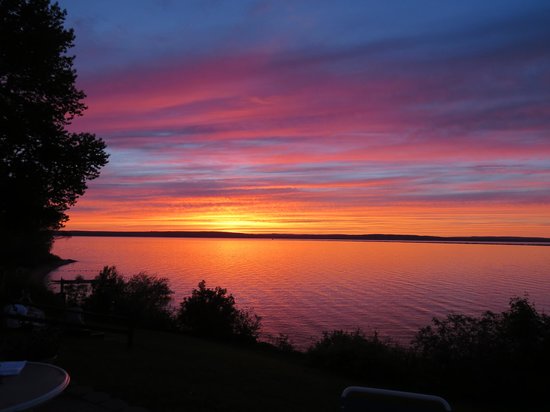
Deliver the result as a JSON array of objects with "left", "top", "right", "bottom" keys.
[{"left": 55, "top": 230, "right": 550, "bottom": 246}]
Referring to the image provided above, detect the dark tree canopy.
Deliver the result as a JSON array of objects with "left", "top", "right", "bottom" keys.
[
  {"left": 85, "top": 266, "right": 175, "bottom": 329},
  {"left": 0, "top": 0, "right": 108, "bottom": 264},
  {"left": 177, "top": 280, "right": 262, "bottom": 342}
]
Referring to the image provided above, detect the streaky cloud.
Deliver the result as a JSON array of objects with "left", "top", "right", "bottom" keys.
[{"left": 61, "top": 0, "right": 550, "bottom": 235}]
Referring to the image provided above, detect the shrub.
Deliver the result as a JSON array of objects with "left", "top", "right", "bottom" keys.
[
  {"left": 85, "top": 266, "right": 174, "bottom": 328},
  {"left": 123, "top": 273, "right": 174, "bottom": 327},
  {"left": 85, "top": 266, "right": 126, "bottom": 314},
  {"left": 269, "top": 333, "right": 296, "bottom": 353},
  {"left": 307, "top": 329, "right": 411, "bottom": 384},
  {"left": 412, "top": 296, "right": 550, "bottom": 396},
  {"left": 177, "top": 280, "right": 261, "bottom": 342}
]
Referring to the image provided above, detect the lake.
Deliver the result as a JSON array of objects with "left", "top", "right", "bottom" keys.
[{"left": 50, "top": 236, "right": 550, "bottom": 348}]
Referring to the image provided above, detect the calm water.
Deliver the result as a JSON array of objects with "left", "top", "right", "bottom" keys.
[{"left": 51, "top": 236, "right": 550, "bottom": 348}]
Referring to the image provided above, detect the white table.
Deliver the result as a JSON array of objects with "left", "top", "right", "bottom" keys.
[{"left": 0, "top": 362, "right": 70, "bottom": 412}]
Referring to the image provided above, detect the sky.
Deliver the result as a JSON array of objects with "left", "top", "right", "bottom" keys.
[{"left": 57, "top": 0, "right": 550, "bottom": 236}]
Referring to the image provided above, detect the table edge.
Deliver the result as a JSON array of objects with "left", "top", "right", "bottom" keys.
[{"left": 0, "top": 362, "right": 70, "bottom": 412}]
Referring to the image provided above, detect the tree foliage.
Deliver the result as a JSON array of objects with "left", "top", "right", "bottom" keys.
[
  {"left": 177, "top": 280, "right": 262, "bottom": 342},
  {"left": 85, "top": 266, "right": 126, "bottom": 314},
  {"left": 85, "top": 266, "right": 174, "bottom": 328},
  {"left": 0, "top": 0, "right": 108, "bottom": 264},
  {"left": 411, "top": 296, "right": 550, "bottom": 396},
  {"left": 413, "top": 297, "right": 550, "bottom": 365},
  {"left": 123, "top": 272, "right": 175, "bottom": 326},
  {"left": 307, "top": 329, "right": 410, "bottom": 383},
  {"left": 306, "top": 297, "right": 550, "bottom": 403}
]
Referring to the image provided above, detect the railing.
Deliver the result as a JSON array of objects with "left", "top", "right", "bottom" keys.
[{"left": 49, "top": 278, "right": 95, "bottom": 295}]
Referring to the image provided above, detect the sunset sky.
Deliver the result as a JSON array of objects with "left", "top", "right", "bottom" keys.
[{"left": 57, "top": 0, "right": 550, "bottom": 236}]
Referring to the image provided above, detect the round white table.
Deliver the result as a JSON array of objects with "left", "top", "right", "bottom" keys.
[{"left": 0, "top": 362, "right": 70, "bottom": 412}]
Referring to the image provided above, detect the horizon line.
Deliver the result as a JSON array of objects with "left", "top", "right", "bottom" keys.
[{"left": 55, "top": 230, "right": 550, "bottom": 244}]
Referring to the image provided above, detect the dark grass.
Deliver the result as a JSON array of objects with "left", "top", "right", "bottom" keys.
[
  {"left": 56, "top": 330, "right": 354, "bottom": 411},
  {"left": 53, "top": 330, "right": 522, "bottom": 412}
]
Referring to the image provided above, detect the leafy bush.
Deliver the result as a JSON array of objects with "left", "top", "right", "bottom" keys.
[
  {"left": 85, "top": 266, "right": 174, "bottom": 328},
  {"left": 305, "top": 297, "right": 550, "bottom": 403},
  {"left": 85, "top": 266, "right": 126, "bottom": 314},
  {"left": 412, "top": 296, "right": 550, "bottom": 396},
  {"left": 269, "top": 333, "right": 296, "bottom": 353},
  {"left": 307, "top": 329, "right": 411, "bottom": 384},
  {"left": 123, "top": 273, "right": 174, "bottom": 327},
  {"left": 177, "top": 280, "right": 261, "bottom": 342}
]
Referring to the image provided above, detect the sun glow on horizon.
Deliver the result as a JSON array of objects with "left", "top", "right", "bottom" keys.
[{"left": 64, "top": 196, "right": 550, "bottom": 237}]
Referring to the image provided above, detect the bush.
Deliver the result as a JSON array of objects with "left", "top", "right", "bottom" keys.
[
  {"left": 307, "top": 329, "right": 411, "bottom": 384},
  {"left": 85, "top": 266, "right": 174, "bottom": 328},
  {"left": 123, "top": 273, "right": 174, "bottom": 327},
  {"left": 85, "top": 266, "right": 126, "bottom": 314},
  {"left": 412, "top": 296, "right": 550, "bottom": 396},
  {"left": 177, "top": 280, "right": 261, "bottom": 343},
  {"left": 303, "top": 298, "right": 550, "bottom": 405},
  {"left": 269, "top": 333, "right": 296, "bottom": 353}
]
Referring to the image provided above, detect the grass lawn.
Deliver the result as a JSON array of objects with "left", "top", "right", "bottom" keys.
[
  {"left": 53, "top": 330, "right": 523, "bottom": 412},
  {"left": 55, "top": 330, "right": 354, "bottom": 411}
]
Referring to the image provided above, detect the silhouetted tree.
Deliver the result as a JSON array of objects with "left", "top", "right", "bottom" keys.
[
  {"left": 123, "top": 272, "right": 174, "bottom": 327},
  {"left": 177, "top": 280, "right": 261, "bottom": 342},
  {"left": 85, "top": 266, "right": 126, "bottom": 315},
  {"left": 85, "top": 266, "right": 174, "bottom": 328},
  {"left": 0, "top": 0, "right": 108, "bottom": 264},
  {"left": 307, "top": 329, "right": 410, "bottom": 384},
  {"left": 412, "top": 296, "right": 550, "bottom": 396}
]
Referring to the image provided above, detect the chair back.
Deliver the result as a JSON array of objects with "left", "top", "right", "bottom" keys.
[{"left": 341, "top": 386, "right": 452, "bottom": 412}]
